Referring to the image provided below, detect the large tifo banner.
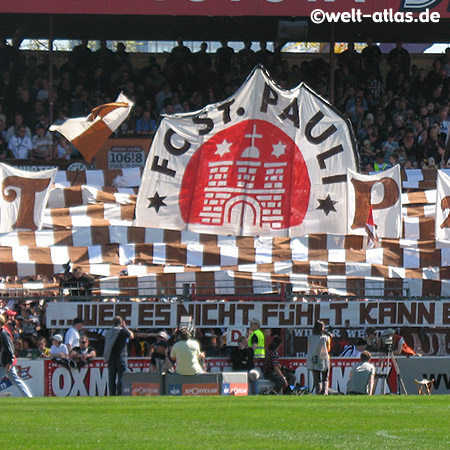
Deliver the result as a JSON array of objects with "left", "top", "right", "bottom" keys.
[
  {"left": 46, "top": 301, "right": 450, "bottom": 329},
  {"left": 136, "top": 66, "right": 357, "bottom": 236}
]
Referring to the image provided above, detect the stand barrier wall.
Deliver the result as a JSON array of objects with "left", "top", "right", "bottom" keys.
[{"left": 1, "top": 357, "right": 448, "bottom": 397}]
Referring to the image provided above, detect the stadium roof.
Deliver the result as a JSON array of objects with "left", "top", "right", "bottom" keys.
[{"left": 0, "top": 1, "right": 449, "bottom": 43}]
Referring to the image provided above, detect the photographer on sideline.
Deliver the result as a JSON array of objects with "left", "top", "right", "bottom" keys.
[
  {"left": 382, "top": 328, "right": 418, "bottom": 356},
  {"left": 170, "top": 328, "right": 204, "bottom": 376},
  {"left": 365, "top": 327, "right": 381, "bottom": 353}
]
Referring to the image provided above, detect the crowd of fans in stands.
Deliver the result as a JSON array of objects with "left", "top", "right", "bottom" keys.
[
  {"left": 0, "top": 38, "right": 448, "bottom": 168},
  {"left": 0, "top": 39, "right": 449, "bottom": 358}
]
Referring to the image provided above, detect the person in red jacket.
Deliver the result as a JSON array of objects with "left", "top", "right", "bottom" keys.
[
  {"left": 383, "top": 328, "right": 418, "bottom": 356},
  {"left": 0, "top": 312, "right": 33, "bottom": 397}
]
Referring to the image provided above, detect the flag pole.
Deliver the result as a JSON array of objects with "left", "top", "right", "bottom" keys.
[{"left": 48, "top": 14, "right": 54, "bottom": 125}]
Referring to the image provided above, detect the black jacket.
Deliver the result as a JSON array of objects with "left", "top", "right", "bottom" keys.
[
  {"left": 230, "top": 346, "right": 254, "bottom": 371},
  {"left": 0, "top": 327, "right": 15, "bottom": 367}
]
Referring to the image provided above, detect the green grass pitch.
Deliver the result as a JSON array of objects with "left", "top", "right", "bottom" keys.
[{"left": 1, "top": 396, "right": 448, "bottom": 449}]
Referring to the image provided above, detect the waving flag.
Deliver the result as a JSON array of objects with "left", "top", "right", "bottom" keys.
[
  {"left": 0, "top": 163, "right": 56, "bottom": 232},
  {"left": 49, "top": 93, "right": 133, "bottom": 162},
  {"left": 365, "top": 204, "right": 377, "bottom": 248},
  {"left": 347, "top": 166, "right": 402, "bottom": 239},
  {"left": 135, "top": 66, "right": 357, "bottom": 236}
]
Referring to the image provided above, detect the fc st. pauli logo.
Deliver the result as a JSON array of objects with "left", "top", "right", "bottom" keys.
[{"left": 179, "top": 119, "right": 310, "bottom": 231}]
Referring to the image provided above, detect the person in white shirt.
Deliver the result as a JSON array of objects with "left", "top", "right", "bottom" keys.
[
  {"left": 170, "top": 328, "right": 204, "bottom": 376},
  {"left": 49, "top": 334, "right": 69, "bottom": 367},
  {"left": 31, "top": 123, "right": 53, "bottom": 160},
  {"left": 64, "top": 317, "right": 84, "bottom": 352},
  {"left": 5, "top": 113, "right": 31, "bottom": 143},
  {"left": 346, "top": 351, "right": 376, "bottom": 395},
  {"left": 340, "top": 339, "right": 367, "bottom": 358},
  {"left": 8, "top": 126, "right": 33, "bottom": 159}
]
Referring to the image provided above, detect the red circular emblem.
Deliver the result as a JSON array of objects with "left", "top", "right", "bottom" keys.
[{"left": 180, "top": 119, "right": 310, "bottom": 231}]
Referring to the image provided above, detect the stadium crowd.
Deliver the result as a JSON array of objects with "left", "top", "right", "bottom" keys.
[
  {"left": 0, "top": 39, "right": 448, "bottom": 168},
  {"left": 0, "top": 39, "right": 448, "bottom": 362}
]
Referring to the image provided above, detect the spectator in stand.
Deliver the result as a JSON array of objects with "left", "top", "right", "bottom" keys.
[
  {"left": 340, "top": 338, "right": 368, "bottom": 357},
  {"left": 387, "top": 42, "right": 411, "bottom": 78},
  {"left": 61, "top": 265, "right": 94, "bottom": 298},
  {"left": 36, "top": 79, "right": 49, "bottom": 103},
  {"left": 135, "top": 109, "right": 156, "bottom": 135},
  {"left": 64, "top": 317, "right": 84, "bottom": 353},
  {"left": 215, "top": 40, "right": 235, "bottom": 77},
  {"left": 70, "top": 89, "right": 91, "bottom": 117},
  {"left": 55, "top": 135, "right": 72, "bottom": 160},
  {"left": 256, "top": 41, "right": 273, "bottom": 68},
  {"left": 0, "top": 131, "right": 9, "bottom": 159},
  {"left": 19, "top": 307, "right": 40, "bottom": 337},
  {"left": 204, "top": 333, "right": 226, "bottom": 357},
  {"left": 170, "top": 92, "right": 184, "bottom": 114},
  {"left": 31, "top": 123, "right": 53, "bottom": 160},
  {"left": 69, "top": 336, "right": 96, "bottom": 369},
  {"left": 95, "top": 40, "right": 114, "bottom": 73},
  {"left": 155, "top": 82, "right": 172, "bottom": 114},
  {"left": 19, "top": 336, "right": 40, "bottom": 359},
  {"left": 8, "top": 125, "right": 32, "bottom": 159},
  {"left": 49, "top": 333, "right": 69, "bottom": 366},
  {"left": 338, "top": 42, "right": 362, "bottom": 75},
  {"left": 6, "top": 113, "right": 31, "bottom": 143},
  {"left": 237, "top": 41, "right": 256, "bottom": 77},
  {"left": 37, "top": 336, "right": 50, "bottom": 357},
  {"left": 150, "top": 339, "right": 174, "bottom": 373},
  {"left": 193, "top": 42, "right": 212, "bottom": 71},
  {"left": 170, "top": 36, "right": 192, "bottom": 69},
  {"left": 362, "top": 38, "right": 382, "bottom": 80},
  {"left": 0, "top": 117, "right": 6, "bottom": 141},
  {"left": 71, "top": 39, "right": 93, "bottom": 73},
  {"left": 114, "top": 42, "right": 130, "bottom": 69},
  {"left": 435, "top": 106, "right": 449, "bottom": 140}
]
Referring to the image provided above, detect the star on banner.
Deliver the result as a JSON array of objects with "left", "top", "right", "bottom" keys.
[
  {"left": 215, "top": 140, "right": 232, "bottom": 157},
  {"left": 147, "top": 192, "right": 167, "bottom": 213},
  {"left": 316, "top": 195, "right": 337, "bottom": 216},
  {"left": 271, "top": 141, "right": 286, "bottom": 158}
]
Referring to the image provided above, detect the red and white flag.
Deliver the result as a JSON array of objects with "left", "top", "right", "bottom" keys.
[
  {"left": 49, "top": 93, "right": 133, "bottom": 162},
  {"left": 365, "top": 204, "right": 377, "bottom": 248},
  {"left": 135, "top": 67, "right": 357, "bottom": 236}
]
